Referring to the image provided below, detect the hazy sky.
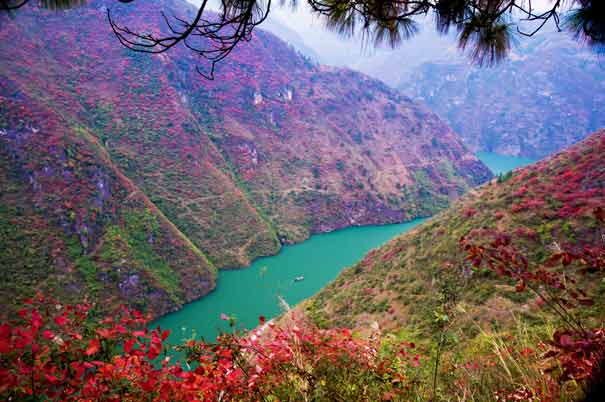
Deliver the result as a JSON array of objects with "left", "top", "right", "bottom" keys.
[
  {"left": 186, "top": 0, "right": 569, "bottom": 83},
  {"left": 188, "top": 0, "right": 564, "bottom": 64}
]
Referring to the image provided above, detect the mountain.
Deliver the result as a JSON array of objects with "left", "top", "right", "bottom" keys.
[
  {"left": 261, "top": 16, "right": 322, "bottom": 63},
  {"left": 0, "top": 0, "right": 490, "bottom": 317},
  {"left": 399, "top": 33, "right": 605, "bottom": 159},
  {"left": 260, "top": 10, "right": 605, "bottom": 160},
  {"left": 0, "top": 84, "right": 217, "bottom": 318},
  {"left": 304, "top": 131, "right": 605, "bottom": 333},
  {"left": 263, "top": 8, "right": 464, "bottom": 84}
]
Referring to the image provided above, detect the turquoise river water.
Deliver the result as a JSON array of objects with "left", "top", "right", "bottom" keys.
[
  {"left": 154, "top": 153, "right": 535, "bottom": 343},
  {"left": 476, "top": 152, "right": 536, "bottom": 175}
]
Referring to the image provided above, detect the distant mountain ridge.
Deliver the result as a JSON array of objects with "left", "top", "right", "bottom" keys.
[
  {"left": 0, "top": 0, "right": 489, "bottom": 317},
  {"left": 259, "top": 13, "right": 605, "bottom": 159},
  {"left": 399, "top": 33, "right": 605, "bottom": 159}
]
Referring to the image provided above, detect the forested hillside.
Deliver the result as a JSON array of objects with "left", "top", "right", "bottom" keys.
[
  {"left": 306, "top": 131, "right": 605, "bottom": 333},
  {"left": 1, "top": 133, "right": 602, "bottom": 401},
  {"left": 0, "top": 0, "right": 489, "bottom": 317},
  {"left": 0, "top": 85, "right": 217, "bottom": 318}
]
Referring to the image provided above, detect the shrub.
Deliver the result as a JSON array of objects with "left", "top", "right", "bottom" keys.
[{"left": 0, "top": 296, "right": 424, "bottom": 402}]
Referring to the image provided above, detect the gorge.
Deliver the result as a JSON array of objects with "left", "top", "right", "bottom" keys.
[
  {"left": 155, "top": 153, "right": 531, "bottom": 343},
  {"left": 2, "top": 0, "right": 605, "bottom": 400},
  {"left": 0, "top": 0, "right": 490, "bottom": 319}
]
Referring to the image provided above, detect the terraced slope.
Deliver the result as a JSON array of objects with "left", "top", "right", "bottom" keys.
[{"left": 305, "top": 131, "right": 605, "bottom": 334}]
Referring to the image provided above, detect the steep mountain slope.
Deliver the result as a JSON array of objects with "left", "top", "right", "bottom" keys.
[
  {"left": 305, "top": 131, "right": 605, "bottom": 333},
  {"left": 0, "top": 0, "right": 489, "bottom": 316},
  {"left": 399, "top": 33, "right": 605, "bottom": 159},
  {"left": 0, "top": 83, "right": 217, "bottom": 318}
]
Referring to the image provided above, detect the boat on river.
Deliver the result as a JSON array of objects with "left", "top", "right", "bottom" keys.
[{"left": 294, "top": 276, "right": 305, "bottom": 282}]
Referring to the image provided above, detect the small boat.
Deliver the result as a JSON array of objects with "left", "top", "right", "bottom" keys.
[{"left": 294, "top": 276, "right": 305, "bottom": 282}]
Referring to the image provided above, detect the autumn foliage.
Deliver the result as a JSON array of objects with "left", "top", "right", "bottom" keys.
[
  {"left": 461, "top": 207, "right": 605, "bottom": 400},
  {"left": 0, "top": 293, "right": 427, "bottom": 401},
  {"left": 1, "top": 205, "right": 605, "bottom": 401},
  {"left": 2, "top": 209, "right": 605, "bottom": 402}
]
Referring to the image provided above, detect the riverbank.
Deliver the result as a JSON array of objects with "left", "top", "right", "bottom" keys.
[
  {"left": 154, "top": 219, "right": 427, "bottom": 343},
  {"left": 154, "top": 153, "right": 537, "bottom": 343}
]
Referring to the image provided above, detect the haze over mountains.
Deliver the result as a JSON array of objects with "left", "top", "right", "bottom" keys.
[
  {"left": 401, "top": 34, "right": 605, "bottom": 158},
  {"left": 0, "top": 0, "right": 489, "bottom": 317},
  {"left": 263, "top": 5, "right": 605, "bottom": 159}
]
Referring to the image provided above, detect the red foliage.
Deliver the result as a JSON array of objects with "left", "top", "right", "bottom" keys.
[
  {"left": 513, "top": 186, "right": 528, "bottom": 198},
  {"left": 514, "top": 226, "right": 537, "bottom": 240},
  {"left": 461, "top": 207, "right": 605, "bottom": 392},
  {"left": 464, "top": 208, "right": 478, "bottom": 218},
  {"left": 0, "top": 294, "right": 422, "bottom": 401},
  {"left": 505, "top": 135, "right": 605, "bottom": 221}
]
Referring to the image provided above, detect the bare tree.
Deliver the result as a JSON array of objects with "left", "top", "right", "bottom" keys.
[{"left": 108, "top": 0, "right": 272, "bottom": 79}]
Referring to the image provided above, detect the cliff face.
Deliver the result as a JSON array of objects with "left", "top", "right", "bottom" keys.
[
  {"left": 305, "top": 131, "right": 605, "bottom": 333},
  {"left": 400, "top": 33, "right": 605, "bottom": 159},
  {"left": 0, "top": 0, "right": 490, "bottom": 317}
]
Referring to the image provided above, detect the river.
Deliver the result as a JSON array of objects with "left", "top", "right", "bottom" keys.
[
  {"left": 154, "top": 153, "right": 535, "bottom": 344},
  {"left": 155, "top": 219, "right": 426, "bottom": 343},
  {"left": 476, "top": 152, "right": 536, "bottom": 175}
]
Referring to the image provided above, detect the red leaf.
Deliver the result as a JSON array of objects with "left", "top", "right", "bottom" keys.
[
  {"left": 0, "top": 339, "right": 10, "bottom": 354},
  {"left": 595, "top": 207, "right": 604, "bottom": 223},
  {"left": 96, "top": 328, "right": 113, "bottom": 339},
  {"left": 559, "top": 334, "right": 574, "bottom": 347},
  {"left": 146, "top": 340, "right": 162, "bottom": 360},
  {"left": 85, "top": 339, "right": 101, "bottom": 356},
  {"left": 123, "top": 338, "right": 136, "bottom": 354},
  {"left": 0, "top": 323, "right": 11, "bottom": 354},
  {"left": 54, "top": 315, "right": 67, "bottom": 327}
]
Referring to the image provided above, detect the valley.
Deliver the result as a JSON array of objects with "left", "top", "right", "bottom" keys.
[
  {"left": 1, "top": 0, "right": 604, "bottom": 401},
  {"left": 154, "top": 219, "right": 426, "bottom": 343},
  {"left": 154, "top": 152, "right": 530, "bottom": 343},
  {"left": 304, "top": 131, "right": 605, "bottom": 333},
  {"left": 265, "top": 12, "right": 605, "bottom": 160},
  {"left": 0, "top": 0, "right": 490, "bottom": 319}
]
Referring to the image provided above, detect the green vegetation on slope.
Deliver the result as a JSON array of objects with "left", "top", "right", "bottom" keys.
[
  {"left": 0, "top": 0, "right": 491, "bottom": 319},
  {"left": 1, "top": 0, "right": 490, "bottom": 266},
  {"left": 303, "top": 131, "right": 605, "bottom": 344},
  {"left": 303, "top": 131, "right": 605, "bottom": 399},
  {"left": 0, "top": 88, "right": 216, "bottom": 319}
]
